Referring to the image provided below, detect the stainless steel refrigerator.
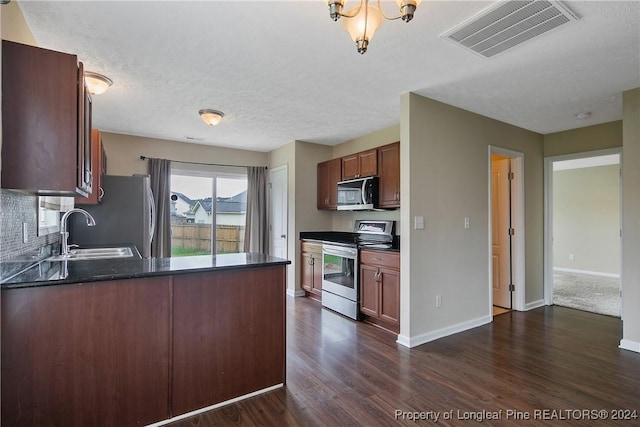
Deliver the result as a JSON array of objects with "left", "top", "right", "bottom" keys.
[{"left": 69, "top": 175, "right": 155, "bottom": 258}]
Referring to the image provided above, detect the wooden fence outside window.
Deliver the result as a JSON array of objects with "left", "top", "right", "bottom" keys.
[{"left": 171, "top": 224, "right": 245, "bottom": 254}]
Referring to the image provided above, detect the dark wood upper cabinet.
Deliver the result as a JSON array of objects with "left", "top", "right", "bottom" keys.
[
  {"left": 342, "top": 148, "right": 377, "bottom": 180},
  {"left": 317, "top": 142, "right": 400, "bottom": 211},
  {"left": 377, "top": 142, "right": 400, "bottom": 208},
  {"left": 76, "top": 129, "right": 106, "bottom": 205},
  {"left": 317, "top": 158, "right": 342, "bottom": 210},
  {"left": 1, "top": 40, "right": 92, "bottom": 196}
]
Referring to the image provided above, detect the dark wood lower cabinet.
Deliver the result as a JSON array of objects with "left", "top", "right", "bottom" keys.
[
  {"left": 300, "top": 241, "right": 322, "bottom": 300},
  {"left": 172, "top": 267, "right": 286, "bottom": 415},
  {"left": 1, "top": 277, "right": 171, "bottom": 427},
  {"left": 1, "top": 264, "right": 287, "bottom": 426},
  {"left": 359, "top": 249, "right": 400, "bottom": 334}
]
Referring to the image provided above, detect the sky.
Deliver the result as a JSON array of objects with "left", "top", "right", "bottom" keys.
[{"left": 171, "top": 175, "right": 247, "bottom": 200}]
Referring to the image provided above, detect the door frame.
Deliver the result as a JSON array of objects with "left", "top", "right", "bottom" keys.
[
  {"left": 543, "top": 147, "right": 622, "bottom": 309},
  {"left": 488, "top": 146, "right": 526, "bottom": 314}
]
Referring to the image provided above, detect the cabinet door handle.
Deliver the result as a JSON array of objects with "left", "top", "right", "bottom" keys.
[
  {"left": 375, "top": 268, "right": 382, "bottom": 282},
  {"left": 309, "top": 258, "right": 314, "bottom": 265},
  {"left": 373, "top": 257, "right": 382, "bottom": 261}
]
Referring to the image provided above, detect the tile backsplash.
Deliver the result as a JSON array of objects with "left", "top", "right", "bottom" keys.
[{"left": 0, "top": 190, "right": 60, "bottom": 261}]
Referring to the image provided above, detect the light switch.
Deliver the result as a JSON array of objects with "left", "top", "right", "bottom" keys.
[
  {"left": 414, "top": 216, "right": 425, "bottom": 230},
  {"left": 464, "top": 217, "right": 470, "bottom": 229}
]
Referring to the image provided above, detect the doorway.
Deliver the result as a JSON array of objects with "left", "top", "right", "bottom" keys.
[
  {"left": 269, "top": 165, "right": 288, "bottom": 260},
  {"left": 489, "top": 146, "right": 525, "bottom": 317},
  {"left": 544, "top": 149, "right": 621, "bottom": 317}
]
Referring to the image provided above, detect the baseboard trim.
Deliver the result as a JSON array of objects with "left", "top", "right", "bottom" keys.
[
  {"left": 287, "top": 288, "right": 306, "bottom": 297},
  {"left": 396, "top": 314, "right": 491, "bottom": 348},
  {"left": 553, "top": 267, "right": 620, "bottom": 279},
  {"left": 525, "top": 299, "right": 546, "bottom": 311},
  {"left": 147, "top": 384, "right": 283, "bottom": 426},
  {"left": 619, "top": 339, "right": 640, "bottom": 353}
]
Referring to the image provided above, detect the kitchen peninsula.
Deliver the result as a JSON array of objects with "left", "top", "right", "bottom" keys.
[{"left": 1, "top": 253, "right": 290, "bottom": 427}]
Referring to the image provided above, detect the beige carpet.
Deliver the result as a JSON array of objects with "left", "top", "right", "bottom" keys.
[{"left": 553, "top": 271, "right": 620, "bottom": 317}]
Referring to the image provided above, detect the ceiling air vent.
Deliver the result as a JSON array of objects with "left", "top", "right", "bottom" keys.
[{"left": 441, "top": 0, "right": 579, "bottom": 58}]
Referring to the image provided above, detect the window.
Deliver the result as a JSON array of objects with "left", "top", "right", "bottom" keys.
[{"left": 170, "top": 168, "right": 247, "bottom": 257}]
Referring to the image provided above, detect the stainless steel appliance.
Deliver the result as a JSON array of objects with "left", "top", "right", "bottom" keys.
[
  {"left": 321, "top": 220, "right": 395, "bottom": 319},
  {"left": 69, "top": 175, "right": 155, "bottom": 258},
  {"left": 336, "top": 176, "right": 379, "bottom": 211},
  {"left": 322, "top": 243, "right": 359, "bottom": 319}
]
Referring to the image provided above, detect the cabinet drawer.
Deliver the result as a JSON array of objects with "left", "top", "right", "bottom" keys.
[
  {"left": 360, "top": 250, "right": 399, "bottom": 270},
  {"left": 301, "top": 241, "right": 322, "bottom": 255}
]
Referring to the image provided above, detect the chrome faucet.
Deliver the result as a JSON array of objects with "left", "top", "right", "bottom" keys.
[{"left": 60, "top": 208, "right": 96, "bottom": 256}]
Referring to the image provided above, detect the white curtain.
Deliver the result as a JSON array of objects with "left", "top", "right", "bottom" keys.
[
  {"left": 150, "top": 158, "right": 172, "bottom": 257},
  {"left": 244, "top": 166, "right": 268, "bottom": 253}
]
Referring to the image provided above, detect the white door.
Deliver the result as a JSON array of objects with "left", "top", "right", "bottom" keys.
[
  {"left": 269, "top": 166, "right": 288, "bottom": 259},
  {"left": 492, "top": 157, "right": 511, "bottom": 308}
]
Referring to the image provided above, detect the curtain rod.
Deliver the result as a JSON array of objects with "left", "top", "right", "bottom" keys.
[{"left": 139, "top": 155, "right": 267, "bottom": 169}]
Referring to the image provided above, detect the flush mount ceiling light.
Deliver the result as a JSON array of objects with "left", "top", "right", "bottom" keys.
[
  {"left": 199, "top": 109, "right": 225, "bottom": 126},
  {"left": 325, "top": 0, "right": 422, "bottom": 54},
  {"left": 575, "top": 111, "right": 592, "bottom": 120},
  {"left": 84, "top": 71, "right": 113, "bottom": 95}
]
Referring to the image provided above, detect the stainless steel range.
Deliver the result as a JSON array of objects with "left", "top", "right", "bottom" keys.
[{"left": 321, "top": 220, "right": 395, "bottom": 319}]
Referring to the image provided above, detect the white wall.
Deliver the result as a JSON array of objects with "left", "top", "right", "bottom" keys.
[
  {"left": 553, "top": 164, "right": 620, "bottom": 275},
  {"left": 193, "top": 208, "right": 210, "bottom": 224},
  {"left": 621, "top": 88, "right": 640, "bottom": 352},
  {"left": 399, "top": 93, "right": 544, "bottom": 347}
]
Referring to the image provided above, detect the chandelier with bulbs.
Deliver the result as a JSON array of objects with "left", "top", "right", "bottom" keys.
[{"left": 325, "top": 0, "right": 421, "bottom": 54}]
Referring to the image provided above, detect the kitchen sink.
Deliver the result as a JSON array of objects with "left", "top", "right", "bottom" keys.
[{"left": 47, "top": 247, "right": 135, "bottom": 261}]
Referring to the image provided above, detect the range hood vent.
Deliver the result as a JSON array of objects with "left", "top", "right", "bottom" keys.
[{"left": 441, "top": 0, "right": 579, "bottom": 58}]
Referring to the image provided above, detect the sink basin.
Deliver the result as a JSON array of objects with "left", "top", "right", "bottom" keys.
[{"left": 47, "top": 247, "right": 135, "bottom": 261}]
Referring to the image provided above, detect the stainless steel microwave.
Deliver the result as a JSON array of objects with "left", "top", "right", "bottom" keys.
[{"left": 336, "top": 176, "right": 379, "bottom": 211}]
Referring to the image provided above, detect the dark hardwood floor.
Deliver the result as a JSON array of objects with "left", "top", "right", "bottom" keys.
[{"left": 168, "top": 297, "right": 640, "bottom": 426}]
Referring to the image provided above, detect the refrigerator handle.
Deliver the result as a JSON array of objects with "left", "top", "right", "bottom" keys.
[{"left": 148, "top": 188, "right": 156, "bottom": 248}]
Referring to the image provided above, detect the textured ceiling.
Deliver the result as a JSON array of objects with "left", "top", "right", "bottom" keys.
[{"left": 16, "top": 1, "right": 640, "bottom": 152}]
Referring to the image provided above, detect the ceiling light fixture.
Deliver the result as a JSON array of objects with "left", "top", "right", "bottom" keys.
[
  {"left": 575, "top": 112, "right": 592, "bottom": 120},
  {"left": 84, "top": 71, "right": 113, "bottom": 95},
  {"left": 199, "top": 109, "right": 225, "bottom": 126},
  {"left": 325, "top": 0, "right": 421, "bottom": 54}
]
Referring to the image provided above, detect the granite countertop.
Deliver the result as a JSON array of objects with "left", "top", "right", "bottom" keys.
[
  {"left": 300, "top": 231, "right": 400, "bottom": 252},
  {"left": 1, "top": 253, "right": 291, "bottom": 290}
]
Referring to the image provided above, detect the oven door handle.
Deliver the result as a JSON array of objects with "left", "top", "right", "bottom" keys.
[{"left": 323, "top": 246, "right": 357, "bottom": 258}]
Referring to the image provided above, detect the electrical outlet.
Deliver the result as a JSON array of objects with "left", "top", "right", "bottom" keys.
[
  {"left": 569, "top": 253, "right": 575, "bottom": 261},
  {"left": 436, "top": 295, "right": 442, "bottom": 308},
  {"left": 414, "top": 216, "right": 425, "bottom": 230}
]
